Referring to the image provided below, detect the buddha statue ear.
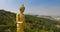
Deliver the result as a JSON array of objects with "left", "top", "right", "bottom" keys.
[{"left": 20, "top": 4, "right": 25, "bottom": 13}]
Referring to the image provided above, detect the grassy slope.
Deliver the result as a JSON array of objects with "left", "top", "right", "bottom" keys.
[
  {"left": 0, "top": 10, "right": 16, "bottom": 32},
  {"left": 0, "top": 10, "right": 60, "bottom": 32}
]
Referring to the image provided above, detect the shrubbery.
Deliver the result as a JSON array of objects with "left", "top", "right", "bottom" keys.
[{"left": 0, "top": 10, "right": 60, "bottom": 32}]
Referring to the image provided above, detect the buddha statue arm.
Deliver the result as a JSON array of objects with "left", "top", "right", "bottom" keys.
[{"left": 16, "top": 13, "right": 18, "bottom": 23}]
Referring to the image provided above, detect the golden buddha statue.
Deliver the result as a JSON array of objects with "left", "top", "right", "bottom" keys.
[{"left": 16, "top": 4, "right": 25, "bottom": 32}]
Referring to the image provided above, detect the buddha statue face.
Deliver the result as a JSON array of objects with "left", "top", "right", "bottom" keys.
[{"left": 20, "top": 4, "right": 25, "bottom": 13}]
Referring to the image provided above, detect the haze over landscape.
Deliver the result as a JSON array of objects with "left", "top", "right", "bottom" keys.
[{"left": 0, "top": 0, "right": 60, "bottom": 16}]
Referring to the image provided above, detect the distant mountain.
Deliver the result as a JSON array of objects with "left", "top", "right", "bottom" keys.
[
  {"left": 55, "top": 16, "right": 60, "bottom": 18},
  {"left": 0, "top": 10, "right": 60, "bottom": 32}
]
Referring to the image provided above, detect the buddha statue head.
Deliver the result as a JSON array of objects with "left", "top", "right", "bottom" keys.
[{"left": 20, "top": 4, "right": 25, "bottom": 13}]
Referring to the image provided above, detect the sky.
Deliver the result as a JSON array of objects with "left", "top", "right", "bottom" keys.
[{"left": 0, "top": 0, "right": 60, "bottom": 16}]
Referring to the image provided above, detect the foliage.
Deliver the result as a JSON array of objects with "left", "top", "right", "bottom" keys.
[{"left": 0, "top": 10, "right": 60, "bottom": 32}]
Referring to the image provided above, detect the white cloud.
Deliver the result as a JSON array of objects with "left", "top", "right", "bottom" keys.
[{"left": 24, "top": 5, "right": 60, "bottom": 16}]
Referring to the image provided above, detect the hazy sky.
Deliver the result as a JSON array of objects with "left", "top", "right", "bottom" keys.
[{"left": 0, "top": 0, "right": 60, "bottom": 16}]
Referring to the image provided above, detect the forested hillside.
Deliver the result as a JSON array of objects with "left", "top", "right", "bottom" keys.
[{"left": 0, "top": 10, "right": 60, "bottom": 32}]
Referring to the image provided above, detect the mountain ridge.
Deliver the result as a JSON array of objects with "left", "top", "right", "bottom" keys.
[{"left": 0, "top": 10, "right": 60, "bottom": 32}]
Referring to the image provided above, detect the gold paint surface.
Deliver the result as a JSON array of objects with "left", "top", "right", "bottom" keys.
[{"left": 16, "top": 4, "right": 25, "bottom": 32}]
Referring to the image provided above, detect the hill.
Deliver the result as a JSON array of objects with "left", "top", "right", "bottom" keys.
[
  {"left": 0, "top": 10, "right": 60, "bottom": 32},
  {"left": 0, "top": 10, "right": 16, "bottom": 32}
]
